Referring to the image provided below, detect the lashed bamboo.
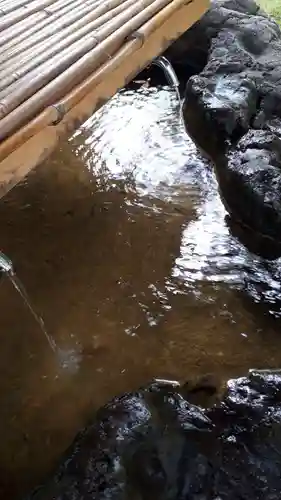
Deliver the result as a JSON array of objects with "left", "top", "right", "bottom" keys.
[
  {"left": 0, "top": 0, "right": 136, "bottom": 89},
  {"left": 0, "top": 0, "right": 56, "bottom": 30},
  {"left": 0, "top": 0, "right": 34, "bottom": 14},
  {"left": 0, "top": 0, "right": 174, "bottom": 121},
  {"left": 0, "top": 0, "right": 209, "bottom": 197},
  {"left": 0, "top": 1, "right": 101, "bottom": 58},
  {"left": 0, "top": 14, "right": 43, "bottom": 46}
]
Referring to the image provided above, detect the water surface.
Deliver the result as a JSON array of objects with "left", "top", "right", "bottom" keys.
[{"left": 1, "top": 85, "right": 281, "bottom": 498}]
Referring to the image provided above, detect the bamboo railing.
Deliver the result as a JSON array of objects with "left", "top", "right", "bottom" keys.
[{"left": 0, "top": 0, "right": 209, "bottom": 198}]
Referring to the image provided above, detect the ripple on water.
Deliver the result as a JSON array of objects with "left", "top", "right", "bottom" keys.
[
  {"left": 73, "top": 86, "right": 281, "bottom": 315},
  {"left": 1, "top": 85, "right": 281, "bottom": 499}
]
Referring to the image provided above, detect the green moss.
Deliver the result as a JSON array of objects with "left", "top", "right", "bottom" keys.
[{"left": 258, "top": 0, "right": 281, "bottom": 24}]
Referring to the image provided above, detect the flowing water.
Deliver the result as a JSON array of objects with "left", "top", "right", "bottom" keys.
[
  {"left": 9, "top": 273, "right": 57, "bottom": 353},
  {"left": 1, "top": 83, "right": 281, "bottom": 498}
]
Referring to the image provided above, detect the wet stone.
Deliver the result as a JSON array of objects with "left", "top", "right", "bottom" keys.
[
  {"left": 168, "top": 0, "right": 281, "bottom": 241},
  {"left": 25, "top": 372, "right": 281, "bottom": 499},
  {"left": 217, "top": 130, "right": 281, "bottom": 239},
  {"left": 186, "top": 74, "right": 258, "bottom": 138}
]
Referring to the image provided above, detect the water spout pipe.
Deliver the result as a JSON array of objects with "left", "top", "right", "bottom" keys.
[
  {"left": 0, "top": 251, "right": 14, "bottom": 274},
  {"left": 151, "top": 55, "right": 184, "bottom": 127},
  {"left": 151, "top": 55, "right": 180, "bottom": 89}
]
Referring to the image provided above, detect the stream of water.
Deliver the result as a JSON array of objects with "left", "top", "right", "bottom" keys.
[
  {"left": 9, "top": 273, "right": 57, "bottom": 353},
  {"left": 1, "top": 84, "right": 281, "bottom": 499}
]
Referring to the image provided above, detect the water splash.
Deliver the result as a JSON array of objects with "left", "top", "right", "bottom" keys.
[{"left": 57, "top": 347, "right": 82, "bottom": 374}]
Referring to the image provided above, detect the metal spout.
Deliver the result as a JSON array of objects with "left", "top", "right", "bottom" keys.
[
  {"left": 0, "top": 251, "right": 14, "bottom": 274},
  {"left": 151, "top": 55, "right": 180, "bottom": 89},
  {"left": 151, "top": 55, "right": 184, "bottom": 128}
]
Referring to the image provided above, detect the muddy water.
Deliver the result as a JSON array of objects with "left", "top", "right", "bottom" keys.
[{"left": 1, "top": 85, "right": 281, "bottom": 498}]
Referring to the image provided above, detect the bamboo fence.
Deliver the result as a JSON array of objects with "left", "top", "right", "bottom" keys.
[{"left": 0, "top": 0, "right": 209, "bottom": 197}]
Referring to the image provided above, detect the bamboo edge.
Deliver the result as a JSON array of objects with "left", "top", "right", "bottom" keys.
[
  {"left": 0, "top": 0, "right": 175, "bottom": 126},
  {"left": 0, "top": 0, "right": 209, "bottom": 198}
]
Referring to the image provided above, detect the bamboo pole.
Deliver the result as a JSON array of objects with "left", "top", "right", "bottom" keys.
[
  {"left": 0, "top": 0, "right": 56, "bottom": 30},
  {"left": 0, "top": 0, "right": 136, "bottom": 81},
  {"left": 0, "top": 0, "right": 174, "bottom": 126},
  {"left": 0, "top": 0, "right": 139, "bottom": 100},
  {"left": 0, "top": 0, "right": 209, "bottom": 164},
  {"left": 0, "top": 1, "right": 101, "bottom": 59},
  {"left": 60, "top": 0, "right": 196, "bottom": 112},
  {"left": 0, "top": 0, "right": 209, "bottom": 201},
  {"left": 0, "top": 0, "right": 32, "bottom": 14},
  {"left": 0, "top": 14, "right": 44, "bottom": 47}
]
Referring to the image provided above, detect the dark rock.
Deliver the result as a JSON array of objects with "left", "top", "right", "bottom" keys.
[
  {"left": 186, "top": 73, "right": 258, "bottom": 138},
  {"left": 171, "top": 0, "right": 281, "bottom": 242},
  {"left": 217, "top": 130, "right": 281, "bottom": 239},
  {"left": 226, "top": 213, "right": 281, "bottom": 259},
  {"left": 165, "top": 0, "right": 265, "bottom": 77},
  {"left": 25, "top": 371, "right": 281, "bottom": 499}
]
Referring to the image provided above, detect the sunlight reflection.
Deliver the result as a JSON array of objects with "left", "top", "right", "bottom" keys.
[{"left": 71, "top": 86, "right": 281, "bottom": 316}]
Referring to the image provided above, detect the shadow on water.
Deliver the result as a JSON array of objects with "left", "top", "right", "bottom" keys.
[{"left": 1, "top": 84, "right": 281, "bottom": 498}]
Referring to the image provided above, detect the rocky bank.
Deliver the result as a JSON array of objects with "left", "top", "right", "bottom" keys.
[
  {"left": 167, "top": 0, "right": 281, "bottom": 243},
  {"left": 25, "top": 370, "right": 281, "bottom": 499}
]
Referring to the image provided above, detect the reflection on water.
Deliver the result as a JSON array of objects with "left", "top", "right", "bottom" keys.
[{"left": 1, "top": 85, "right": 281, "bottom": 498}]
